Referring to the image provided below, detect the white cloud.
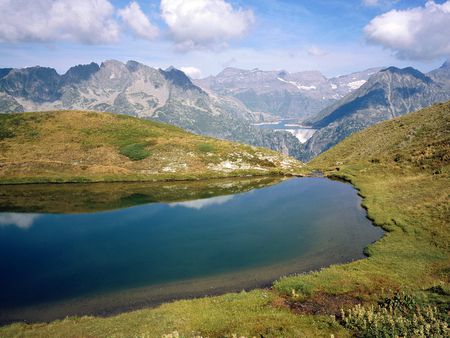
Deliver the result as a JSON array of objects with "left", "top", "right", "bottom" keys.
[
  {"left": 364, "top": 1, "right": 450, "bottom": 60},
  {"left": 307, "top": 46, "right": 328, "bottom": 57},
  {"left": 0, "top": 0, "right": 120, "bottom": 44},
  {"left": 0, "top": 213, "right": 40, "bottom": 229},
  {"left": 170, "top": 195, "right": 234, "bottom": 210},
  {"left": 160, "top": 0, "right": 254, "bottom": 50},
  {"left": 180, "top": 66, "right": 202, "bottom": 79},
  {"left": 118, "top": 1, "right": 158, "bottom": 41}
]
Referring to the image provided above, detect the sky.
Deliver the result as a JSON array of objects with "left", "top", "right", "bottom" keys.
[{"left": 0, "top": 0, "right": 449, "bottom": 78}]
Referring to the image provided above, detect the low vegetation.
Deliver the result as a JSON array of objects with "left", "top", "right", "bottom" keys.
[
  {"left": 0, "top": 102, "right": 449, "bottom": 337},
  {"left": 0, "top": 111, "right": 303, "bottom": 184},
  {"left": 340, "top": 293, "right": 448, "bottom": 337},
  {"left": 118, "top": 142, "right": 152, "bottom": 161}
]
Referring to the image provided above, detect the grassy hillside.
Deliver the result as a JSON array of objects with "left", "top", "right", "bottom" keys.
[
  {"left": 275, "top": 102, "right": 450, "bottom": 332},
  {"left": 0, "top": 103, "right": 449, "bottom": 337},
  {"left": 0, "top": 111, "right": 302, "bottom": 184}
]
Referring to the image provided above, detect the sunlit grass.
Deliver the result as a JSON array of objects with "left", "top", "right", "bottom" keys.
[{"left": 0, "top": 110, "right": 303, "bottom": 184}]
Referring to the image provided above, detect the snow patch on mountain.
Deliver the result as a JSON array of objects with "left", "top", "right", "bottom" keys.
[
  {"left": 347, "top": 80, "right": 366, "bottom": 90},
  {"left": 277, "top": 77, "right": 317, "bottom": 91}
]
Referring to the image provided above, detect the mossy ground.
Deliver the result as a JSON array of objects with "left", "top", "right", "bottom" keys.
[{"left": 0, "top": 103, "right": 449, "bottom": 337}]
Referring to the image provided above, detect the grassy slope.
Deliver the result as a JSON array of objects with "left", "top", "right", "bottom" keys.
[
  {"left": 0, "top": 111, "right": 302, "bottom": 184},
  {"left": 275, "top": 102, "right": 449, "bottom": 297},
  {"left": 0, "top": 103, "right": 449, "bottom": 337}
]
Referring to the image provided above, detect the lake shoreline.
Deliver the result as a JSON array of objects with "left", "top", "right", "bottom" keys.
[
  {"left": 0, "top": 238, "right": 375, "bottom": 325},
  {"left": 0, "top": 172, "right": 304, "bottom": 186},
  {"left": 0, "top": 177, "right": 383, "bottom": 325}
]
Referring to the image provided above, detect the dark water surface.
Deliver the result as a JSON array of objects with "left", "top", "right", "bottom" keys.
[{"left": 0, "top": 177, "right": 383, "bottom": 323}]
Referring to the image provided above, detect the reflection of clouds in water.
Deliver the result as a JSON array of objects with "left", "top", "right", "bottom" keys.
[
  {"left": 0, "top": 213, "right": 40, "bottom": 229},
  {"left": 170, "top": 195, "right": 234, "bottom": 210}
]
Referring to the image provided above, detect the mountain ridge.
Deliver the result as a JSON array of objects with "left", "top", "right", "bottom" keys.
[
  {"left": 194, "top": 66, "right": 383, "bottom": 121},
  {"left": 299, "top": 63, "right": 450, "bottom": 161},
  {"left": 0, "top": 60, "right": 304, "bottom": 159}
]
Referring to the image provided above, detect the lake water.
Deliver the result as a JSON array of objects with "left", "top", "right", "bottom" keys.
[
  {"left": 252, "top": 120, "right": 317, "bottom": 143},
  {"left": 0, "top": 177, "right": 383, "bottom": 323}
]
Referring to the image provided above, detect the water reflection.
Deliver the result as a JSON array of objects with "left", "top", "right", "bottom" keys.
[
  {"left": 170, "top": 195, "right": 234, "bottom": 210},
  {"left": 0, "top": 176, "right": 283, "bottom": 214},
  {"left": 0, "top": 213, "right": 40, "bottom": 229}
]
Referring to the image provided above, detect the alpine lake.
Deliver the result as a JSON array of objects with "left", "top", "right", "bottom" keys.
[{"left": 0, "top": 176, "right": 383, "bottom": 323}]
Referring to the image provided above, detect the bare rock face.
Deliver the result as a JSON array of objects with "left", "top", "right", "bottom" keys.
[
  {"left": 0, "top": 92, "right": 23, "bottom": 113},
  {"left": 0, "top": 66, "right": 61, "bottom": 102},
  {"left": 428, "top": 59, "right": 450, "bottom": 88}
]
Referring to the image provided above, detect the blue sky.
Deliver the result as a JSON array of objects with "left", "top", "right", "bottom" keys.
[{"left": 0, "top": 0, "right": 449, "bottom": 77}]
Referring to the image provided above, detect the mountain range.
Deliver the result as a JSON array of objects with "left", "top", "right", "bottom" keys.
[
  {"left": 0, "top": 60, "right": 303, "bottom": 157},
  {"left": 300, "top": 61, "right": 450, "bottom": 160},
  {"left": 1, "top": 60, "right": 449, "bottom": 162},
  {"left": 194, "top": 67, "right": 381, "bottom": 121}
]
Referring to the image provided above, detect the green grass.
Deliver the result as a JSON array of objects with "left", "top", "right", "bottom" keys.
[
  {"left": 0, "top": 103, "right": 449, "bottom": 337},
  {"left": 0, "top": 291, "right": 347, "bottom": 338}
]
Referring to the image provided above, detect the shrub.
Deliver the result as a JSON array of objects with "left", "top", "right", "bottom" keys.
[
  {"left": 339, "top": 293, "right": 448, "bottom": 337},
  {"left": 119, "top": 142, "right": 151, "bottom": 161},
  {"left": 0, "top": 127, "right": 15, "bottom": 140},
  {"left": 197, "top": 143, "right": 216, "bottom": 153}
]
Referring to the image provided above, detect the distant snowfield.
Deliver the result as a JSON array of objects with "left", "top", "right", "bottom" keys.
[
  {"left": 277, "top": 77, "right": 317, "bottom": 91},
  {"left": 251, "top": 121, "right": 280, "bottom": 126},
  {"left": 347, "top": 80, "right": 366, "bottom": 90}
]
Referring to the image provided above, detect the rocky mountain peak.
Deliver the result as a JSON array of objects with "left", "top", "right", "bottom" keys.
[
  {"left": 126, "top": 60, "right": 144, "bottom": 72},
  {"left": 87, "top": 60, "right": 131, "bottom": 93},
  {"left": 427, "top": 59, "right": 450, "bottom": 86},
  {"left": 217, "top": 67, "right": 247, "bottom": 77},
  {"left": 0, "top": 66, "right": 60, "bottom": 102},
  {"left": 161, "top": 67, "right": 199, "bottom": 91},
  {"left": 380, "top": 66, "right": 433, "bottom": 84},
  {"left": 0, "top": 68, "right": 12, "bottom": 79},
  {"left": 61, "top": 62, "right": 99, "bottom": 85}
]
